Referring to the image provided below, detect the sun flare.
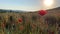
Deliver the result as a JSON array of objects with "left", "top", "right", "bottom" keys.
[{"left": 43, "top": 0, "right": 54, "bottom": 7}]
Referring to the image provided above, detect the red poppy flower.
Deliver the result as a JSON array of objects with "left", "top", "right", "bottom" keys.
[
  {"left": 18, "top": 18, "right": 22, "bottom": 22},
  {"left": 38, "top": 10, "right": 47, "bottom": 16}
]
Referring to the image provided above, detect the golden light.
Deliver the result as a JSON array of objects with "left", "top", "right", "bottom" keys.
[{"left": 43, "top": 0, "right": 54, "bottom": 7}]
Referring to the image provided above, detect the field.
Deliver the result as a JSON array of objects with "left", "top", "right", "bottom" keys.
[{"left": 0, "top": 7, "right": 60, "bottom": 34}]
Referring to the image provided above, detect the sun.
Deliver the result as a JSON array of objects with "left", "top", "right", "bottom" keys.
[{"left": 43, "top": 0, "right": 54, "bottom": 7}]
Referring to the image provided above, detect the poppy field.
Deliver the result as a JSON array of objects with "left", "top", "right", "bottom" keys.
[{"left": 0, "top": 7, "right": 60, "bottom": 34}]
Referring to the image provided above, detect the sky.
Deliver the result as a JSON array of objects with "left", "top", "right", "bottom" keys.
[{"left": 0, "top": 0, "right": 60, "bottom": 11}]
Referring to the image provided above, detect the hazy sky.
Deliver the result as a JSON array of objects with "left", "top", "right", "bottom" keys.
[{"left": 0, "top": 0, "right": 60, "bottom": 11}]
